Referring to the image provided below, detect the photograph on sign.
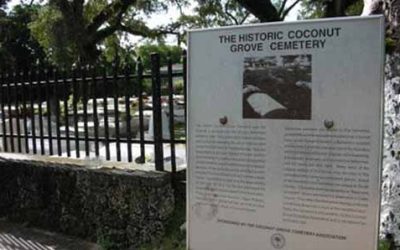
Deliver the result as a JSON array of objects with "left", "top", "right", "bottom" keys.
[
  {"left": 243, "top": 54, "right": 312, "bottom": 119},
  {"left": 187, "top": 16, "right": 384, "bottom": 250}
]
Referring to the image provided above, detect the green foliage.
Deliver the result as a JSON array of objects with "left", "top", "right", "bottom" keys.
[
  {"left": 379, "top": 239, "right": 391, "bottom": 250},
  {"left": 97, "top": 232, "right": 119, "bottom": 250},
  {"left": 345, "top": 0, "right": 363, "bottom": 16},
  {"left": 29, "top": 5, "right": 74, "bottom": 66},
  {"left": 386, "top": 37, "right": 397, "bottom": 54},
  {"left": 142, "top": 78, "right": 152, "bottom": 95},
  {"left": 174, "top": 122, "right": 186, "bottom": 140},
  {"left": 0, "top": 4, "right": 47, "bottom": 70},
  {"left": 136, "top": 43, "right": 182, "bottom": 70},
  {"left": 84, "top": 0, "right": 108, "bottom": 22},
  {"left": 299, "top": 0, "right": 326, "bottom": 19},
  {"left": 174, "top": 79, "right": 184, "bottom": 95},
  {"left": 1, "top": 0, "right": 303, "bottom": 69},
  {"left": 100, "top": 34, "right": 136, "bottom": 69},
  {"left": 299, "top": 0, "right": 363, "bottom": 19},
  {"left": 28, "top": 0, "right": 184, "bottom": 66},
  {"left": 178, "top": 0, "right": 254, "bottom": 29}
]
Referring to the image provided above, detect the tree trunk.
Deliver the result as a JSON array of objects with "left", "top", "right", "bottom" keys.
[
  {"left": 380, "top": 53, "right": 400, "bottom": 247},
  {"left": 363, "top": 0, "right": 400, "bottom": 246},
  {"left": 363, "top": 0, "right": 400, "bottom": 45}
]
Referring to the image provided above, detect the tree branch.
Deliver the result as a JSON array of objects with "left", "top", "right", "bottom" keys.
[
  {"left": 236, "top": 0, "right": 281, "bottom": 22},
  {"left": 324, "top": 0, "right": 360, "bottom": 17},
  {"left": 281, "top": 0, "right": 302, "bottom": 19},
  {"left": 72, "top": 0, "right": 84, "bottom": 19},
  {"left": 224, "top": 1, "right": 239, "bottom": 25},
  {"left": 278, "top": 0, "right": 289, "bottom": 16},
  {"left": 93, "top": 23, "right": 151, "bottom": 45},
  {"left": 92, "top": 25, "right": 120, "bottom": 44},
  {"left": 120, "top": 24, "right": 180, "bottom": 38},
  {"left": 239, "top": 12, "right": 250, "bottom": 24},
  {"left": 87, "top": 0, "right": 137, "bottom": 34},
  {"left": 173, "top": 0, "right": 185, "bottom": 16}
]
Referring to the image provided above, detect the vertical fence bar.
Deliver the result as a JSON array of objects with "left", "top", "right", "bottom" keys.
[
  {"left": 72, "top": 68, "right": 80, "bottom": 158},
  {"left": 14, "top": 71, "right": 22, "bottom": 153},
  {"left": 167, "top": 56, "right": 176, "bottom": 174},
  {"left": 124, "top": 65, "right": 132, "bottom": 162},
  {"left": 38, "top": 69, "right": 45, "bottom": 155},
  {"left": 63, "top": 69, "right": 70, "bottom": 157},
  {"left": 82, "top": 66, "right": 90, "bottom": 157},
  {"left": 182, "top": 50, "right": 187, "bottom": 128},
  {"left": 7, "top": 73, "right": 15, "bottom": 152},
  {"left": 113, "top": 65, "right": 121, "bottom": 161},
  {"left": 29, "top": 70, "right": 37, "bottom": 154},
  {"left": 151, "top": 53, "right": 164, "bottom": 171},
  {"left": 1, "top": 72, "right": 7, "bottom": 152},
  {"left": 92, "top": 67, "right": 99, "bottom": 157},
  {"left": 137, "top": 58, "right": 145, "bottom": 163},
  {"left": 102, "top": 67, "right": 110, "bottom": 160},
  {"left": 46, "top": 68, "right": 53, "bottom": 155},
  {"left": 54, "top": 69, "right": 62, "bottom": 156},
  {"left": 21, "top": 71, "right": 29, "bottom": 153}
]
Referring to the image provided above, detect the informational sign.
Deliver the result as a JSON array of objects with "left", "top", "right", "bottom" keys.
[{"left": 187, "top": 16, "right": 384, "bottom": 250}]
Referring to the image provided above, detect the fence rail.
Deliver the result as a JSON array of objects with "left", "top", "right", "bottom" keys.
[{"left": 0, "top": 52, "right": 187, "bottom": 174}]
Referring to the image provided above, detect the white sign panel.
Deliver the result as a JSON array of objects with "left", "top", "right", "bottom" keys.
[{"left": 187, "top": 16, "right": 384, "bottom": 250}]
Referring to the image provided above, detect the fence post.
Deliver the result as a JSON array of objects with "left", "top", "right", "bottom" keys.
[
  {"left": 167, "top": 55, "right": 176, "bottom": 175},
  {"left": 151, "top": 53, "right": 164, "bottom": 171},
  {"left": 45, "top": 68, "right": 53, "bottom": 155},
  {"left": 7, "top": 73, "right": 15, "bottom": 152},
  {"left": 112, "top": 63, "right": 121, "bottom": 162},
  {"left": 21, "top": 70, "right": 29, "bottom": 154},
  {"left": 137, "top": 57, "right": 146, "bottom": 164},
  {"left": 124, "top": 63, "right": 133, "bottom": 162},
  {"left": 0, "top": 72, "right": 7, "bottom": 152}
]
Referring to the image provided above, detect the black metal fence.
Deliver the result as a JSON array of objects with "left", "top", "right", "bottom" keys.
[{"left": 0, "top": 52, "right": 187, "bottom": 173}]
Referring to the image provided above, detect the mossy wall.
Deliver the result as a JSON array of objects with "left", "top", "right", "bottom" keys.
[{"left": 0, "top": 156, "right": 174, "bottom": 249}]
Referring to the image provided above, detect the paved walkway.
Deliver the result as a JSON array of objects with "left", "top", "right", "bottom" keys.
[{"left": 0, "top": 219, "right": 99, "bottom": 250}]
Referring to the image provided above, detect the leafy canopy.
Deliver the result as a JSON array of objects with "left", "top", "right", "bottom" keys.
[
  {"left": 29, "top": 0, "right": 184, "bottom": 66},
  {"left": 0, "top": 3, "right": 46, "bottom": 70}
]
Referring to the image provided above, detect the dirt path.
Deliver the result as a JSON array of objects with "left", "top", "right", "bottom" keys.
[{"left": 0, "top": 218, "right": 100, "bottom": 250}]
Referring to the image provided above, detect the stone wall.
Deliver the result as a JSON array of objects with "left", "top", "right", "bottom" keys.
[{"left": 0, "top": 154, "right": 175, "bottom": 250}]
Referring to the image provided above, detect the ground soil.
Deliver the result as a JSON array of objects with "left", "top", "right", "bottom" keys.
[{"left": 0, "top": 218, "right": 100, "bottom": 250}]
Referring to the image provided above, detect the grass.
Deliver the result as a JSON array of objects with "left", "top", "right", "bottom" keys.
[
  {"left": 379, "top": 239, "right": 392, "bottom": 250},
  {"left": 174, "top": 122, "right": 186, "bottom": 140}
]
